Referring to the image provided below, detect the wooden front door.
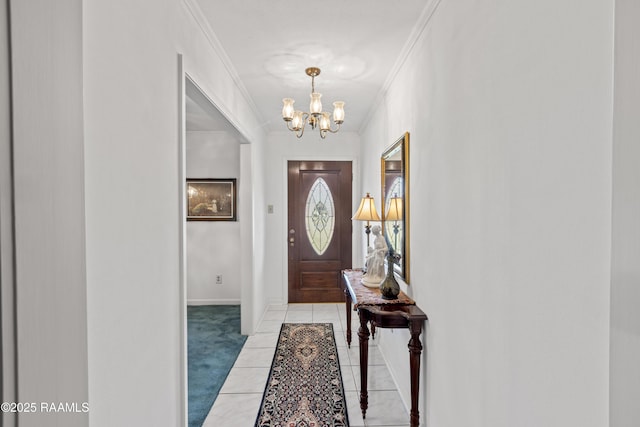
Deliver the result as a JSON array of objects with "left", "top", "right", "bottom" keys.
[{"left": 288, "top": 161, "right": 352, "bottom": 303}]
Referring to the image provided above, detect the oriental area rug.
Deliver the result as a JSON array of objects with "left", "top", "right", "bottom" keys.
[{"left": 255, "top": 323, "right": 349, "bottom": 427}]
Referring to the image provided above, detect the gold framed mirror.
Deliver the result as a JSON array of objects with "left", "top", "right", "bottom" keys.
[{"left": 381, "top": 132, "right": 410, "bottom": 283}]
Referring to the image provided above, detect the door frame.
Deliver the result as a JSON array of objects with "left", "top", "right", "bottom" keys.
[{"left": 281, "top": 155, "right": 361, "bottom": 304}]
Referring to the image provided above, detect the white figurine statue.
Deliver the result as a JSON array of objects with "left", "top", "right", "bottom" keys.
[{"left": 362, "top": 225, "right": 387, "bottom": 287}]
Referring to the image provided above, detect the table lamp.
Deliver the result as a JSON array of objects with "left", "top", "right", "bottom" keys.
[
  {"left": 385, "top": 194, "right": 403, "bottom": 251},
  {"left": 352, "top": 193, "right": 380, "bottom": 247}
]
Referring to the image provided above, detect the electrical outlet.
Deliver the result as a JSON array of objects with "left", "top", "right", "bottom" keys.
[{"left": 215, "top": 275, "right": 223, "bottom": 285}]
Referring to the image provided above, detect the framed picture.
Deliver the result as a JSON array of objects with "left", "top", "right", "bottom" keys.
[{"left": 186, "top": 178, "right": 237, "bottom": 221}]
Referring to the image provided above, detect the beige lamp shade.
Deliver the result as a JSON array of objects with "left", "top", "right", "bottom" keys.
[
  {"left": 385, "top": 196, "right": 403, "bottom": 221},
  {"left": 352, "top": 193, "right": 381, "bottom": 221}
]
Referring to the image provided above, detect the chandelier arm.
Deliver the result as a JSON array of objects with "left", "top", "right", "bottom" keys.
[
  {"left": 286, "top": 112, "right": 310, "bottom": 137},
  {"left": 296, "top": 114, "right": 308, "bottom": 138},
  {"left": 302, "top": 112, "right": 310, "bottom": 130},
  {"left": 326, "top": 122, "right": 341, "bottom": 134}
]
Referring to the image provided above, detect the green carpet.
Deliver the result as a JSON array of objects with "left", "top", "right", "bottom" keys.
[{"left": 188, "top": 305, "right": 247, "bottom": 427}]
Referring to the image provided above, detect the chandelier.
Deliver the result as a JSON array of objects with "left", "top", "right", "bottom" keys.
[{"left": 281, "top": 67, "right": 345, "bottom": 139}]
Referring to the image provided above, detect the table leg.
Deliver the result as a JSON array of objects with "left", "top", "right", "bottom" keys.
[
  {"left": 408, "top": 320, "right": 424, "bottom": 427},
  {"left": 358, "top": 310, "right": 370, "bottom": 419},
  {"left": 344, "top": 288, "right": 352, "bottom": 348}
]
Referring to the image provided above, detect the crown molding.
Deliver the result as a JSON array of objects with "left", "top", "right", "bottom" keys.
[
  {"left": 358, "top": 0, "right": 443, "bottom": 135},
  {"left": 182, "top": 0, "right": 265, "bottom": 134}
]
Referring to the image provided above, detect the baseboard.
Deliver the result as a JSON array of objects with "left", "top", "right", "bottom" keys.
[
  {"left": 268, "top": 298, "right": 286, "bottom": 307},
  {"left": 377, "top": 332, "right": 413, "bottom": 419},
  {"left": 187, "top": 299, "right": 241, "bottom": 306},
  {"left": 268, "top": 303, "right": 288, "bottom": 310}
]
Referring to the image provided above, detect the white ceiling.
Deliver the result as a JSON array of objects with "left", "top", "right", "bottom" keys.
[{"left": 189, "top": 0, "right": 430, "bottom": 134}]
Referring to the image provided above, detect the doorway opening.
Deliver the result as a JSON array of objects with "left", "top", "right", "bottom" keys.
[{"left": 179, "top": 71, "right": 252, "bottom": 426}]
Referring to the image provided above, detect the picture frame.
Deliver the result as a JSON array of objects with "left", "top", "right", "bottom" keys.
[{"left": 186, "top": 178, "right": 237, "bottom": 221}]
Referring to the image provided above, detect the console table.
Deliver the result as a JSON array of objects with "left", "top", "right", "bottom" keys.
[{"left": 342, "top": 269, "right": 428, "bottom": 427}]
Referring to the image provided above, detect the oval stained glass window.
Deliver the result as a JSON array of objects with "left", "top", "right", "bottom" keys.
[{"left": 305, "top": 177, "right": 335, "bottom": 255}]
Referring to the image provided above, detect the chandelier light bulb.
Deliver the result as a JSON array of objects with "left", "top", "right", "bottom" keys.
[
  {"left": 309, "top": 92, "right": 322, "bottom": 116},
  {"left": 332, "top": 101, "right": 345, "bottom": 124},
  {"left": 282, "top": 98, "right": 295, "bottom": 121},
  {"left": 320, "top": 112, "right": 331, "bottom": 131},
  {"left": 291, "top": 111, "right": 304, "bottom": 131}
]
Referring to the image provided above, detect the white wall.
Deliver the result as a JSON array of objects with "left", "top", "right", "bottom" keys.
[
  {"left": 0, "top": 2, "right": 17, "bottom": 424},
  {"left": 249, "top": 138, "right": 269, "bottom": 324},
  {"left": 239, "top": 143, "right": 256, "bottom": 333},
  {"left": 8, "top": 1, "right": 89, "bottom": 426},
  {"left": 360, "top": 0, "right": 613, "bottom": 426},
  {"left": 83, "top": 0, "right": 266, "bottom": 425},
  {"left": 186, "top": 131, "right": 241, "bottom": 304},
  {"left": 610, "top": 0, "right": 640, "bottom": 425},
  {"left": 262, "top": 131, "right": 361, "bottom": 305}
]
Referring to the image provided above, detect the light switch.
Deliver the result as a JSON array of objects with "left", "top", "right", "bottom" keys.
[{"left": 267, "top": 204, "right": 274, "bottom": 214}]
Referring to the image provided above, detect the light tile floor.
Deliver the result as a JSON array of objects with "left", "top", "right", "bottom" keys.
[{"left": 202, "top": 303, "right": 410, "bottom": 427}]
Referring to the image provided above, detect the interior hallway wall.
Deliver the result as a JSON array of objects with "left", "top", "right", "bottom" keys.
[
  {"left": 186, "top": 131, "right": 241, "bottom": 304},
  {"left": 0, "top": 1, "right": 17, "bottom": 425},
  {"left": 248, "top": 137, "right": 268, "bottom": 323},
  {"left": 8, "top": 1, "right": 89, "bottom": 426},
  {"left": 359, "top": 0, "right": 613, "bottom": 425},
  {"left": 83, "top": 0, "right": 266, "bottom": 425},
  {"left": 610, "top": 0, "right": 640, "bottom": 425},
  {"left": 239, "top": 143, "right": 256, "bottom": 334}
]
